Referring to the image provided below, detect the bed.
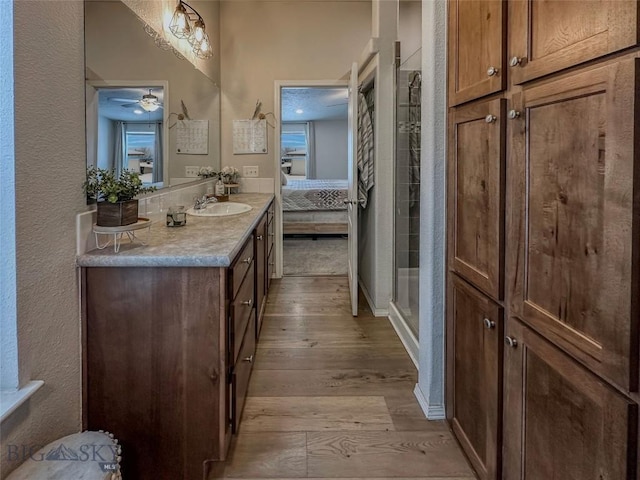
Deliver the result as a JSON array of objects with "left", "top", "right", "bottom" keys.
[{"left": 282, "top": 178, "right": 349, "bottom": 234}]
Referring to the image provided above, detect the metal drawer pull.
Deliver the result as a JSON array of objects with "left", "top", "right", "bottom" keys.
[
  {"left": 485, "top": 114, "right": 497, "bottom": 124},
  {"left": 505, "top": 336, "right": 518, "bottom": 348},
  {"left": 256, "top": 235, "right": 264, "bottom": 240},
  {"left": 243, "top": 355, "right": 254, "bottom": 363},
  {"left": 242, "top": 256, "right": 252, "bottom": 264},
  {"left": 487, "top": 66, "right": 498, "bottom": 77},
  {"left": 242, "top": 299, "right": 253, "bottom": 306},
  {"left": 483, "top": 318, "right": 495, "bottom": 329},
  {"left": 508, "top": 109, "right": 521, "bottom": 119}
]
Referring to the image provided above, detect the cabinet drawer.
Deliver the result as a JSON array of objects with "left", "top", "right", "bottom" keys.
[
  {"left": 230, "top": 236, "right": 254, "bottom": 300},
  {"left": 231, "top": 315, "right": 256, "bottom": 434},
  {"left": 230, "top": 262, "right": 255, "bottom": 364}
]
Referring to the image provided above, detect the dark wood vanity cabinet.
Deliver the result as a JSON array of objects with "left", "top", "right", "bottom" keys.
[
  {"left": 84, "top": 202, "right": 275, "bottom": 480},
  {"left": 254, "top": 200, "right": 274, "bottom": 338},
  {"left": 84, "top": 267, "right": 230, "bottom": 480}
]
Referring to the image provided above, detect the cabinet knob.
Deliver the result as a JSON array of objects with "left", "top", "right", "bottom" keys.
[
  {"left": 256, "top": 235, "right": 264, "bottom": 240},
  {"left": 508, "top": 109, "right": 521, "bottom": 119},
  {"left": 485, "top": 114, "right": 497, "bottom": 124},
  {"left": 269, "top": 261, "right": 275, "bottom": 266},
  {"left": 243, "top": 256, "right": 253, "bottom": 264},
  {"left": 268, "top": 233, "right": 275, "bottom": 237},
  {"left": 483, "top": 317, "right": 495, "bottom": 329},
  {"left": 487, "top": 66, "right": 499, "bottom": 77},
  {"left": 509, "top": 56, "right": 523, "bottom": 67},
  {"left": 242, "top": 299, "right": 253, "bottom": 307},
  {"left": 505, "top": 336, "right": 518, "bottom": 348},
  {"left": 243, "top": 354, "right": 254, "bottom": 363}
]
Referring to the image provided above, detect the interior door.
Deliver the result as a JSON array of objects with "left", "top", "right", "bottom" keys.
[{"left": 347, "top": 62, "right": 359, "bottom": 316}]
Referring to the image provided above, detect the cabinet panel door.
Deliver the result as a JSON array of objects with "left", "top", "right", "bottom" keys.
[
  {"left": 447, "top": 274, "right": 503, "bottom": 480},
  {"left": 448, "top": 98, "right": 505, "bottom": 301},
  {"left": 507, "top": 59, "right": 640, "bottom": 391},
  {"left": 448, "top": 0, "right": 506, "bottom": 106},
  {"left": 503, "top": 318, "right": 637, "bottom": 480},
  {"left": 255, "top": 213, "right": 267, "bottom": 338},
  {"left": 509, "top": 0, "right": 638, "bottom": 85}
]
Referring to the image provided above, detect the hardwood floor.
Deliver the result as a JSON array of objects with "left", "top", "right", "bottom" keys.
[{"left": 210, "top": 276, "right": 476, "bottom": 479}]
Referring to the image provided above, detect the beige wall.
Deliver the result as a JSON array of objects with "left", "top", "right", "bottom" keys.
[
  {"left": 219, "top": 0, "right": 371, "bottom": 178},
  {"left": 1, "top": 1, "right": 86, "bottom": 477}
]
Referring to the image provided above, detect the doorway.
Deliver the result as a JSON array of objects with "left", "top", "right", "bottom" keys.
[{"left": 274, "top": 84, "right": 350, "bottom": 277}]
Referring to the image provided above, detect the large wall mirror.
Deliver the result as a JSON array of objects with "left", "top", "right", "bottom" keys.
[{"left": 84, "top": 0, "right": 221, "bottom": 189}]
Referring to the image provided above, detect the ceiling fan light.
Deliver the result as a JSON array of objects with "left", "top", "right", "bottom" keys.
[
  {"left": 169, "top": 2, "right": 191, "bottom": 39},
  {"left": 194, "top": 31, "right": 213, "bottom": 59}
]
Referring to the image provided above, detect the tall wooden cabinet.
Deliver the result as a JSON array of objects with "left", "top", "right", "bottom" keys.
[{"left": 446, "top": 1, "right": 640, "bottom": 479}]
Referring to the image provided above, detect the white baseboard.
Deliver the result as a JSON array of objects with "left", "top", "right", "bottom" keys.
[
  {"left": 388, "top": 301, "right": 419, "bottom": 368},
  {"left": 413, "top": 383, "right": 446, "bottom": 420},
  {"left": 358, "top": 279, "right": 389, "bottom": 316}
]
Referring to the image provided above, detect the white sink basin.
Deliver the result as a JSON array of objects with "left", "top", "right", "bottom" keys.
[{"left": 186, "top": 202, "right": 252, "bottom": 217}]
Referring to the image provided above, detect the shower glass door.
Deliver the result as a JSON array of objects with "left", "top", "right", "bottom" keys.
[{"left": 393, "top": 46, "right": 421, "bottom": 338}]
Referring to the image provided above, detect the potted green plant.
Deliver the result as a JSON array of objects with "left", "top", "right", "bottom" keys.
[{"left": 84, "top": 167, "right": 156, "bottom": 227}]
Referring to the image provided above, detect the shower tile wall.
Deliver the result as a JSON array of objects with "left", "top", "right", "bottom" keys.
[{"left": 395, "top": 68, "right": 421, "bottom": 337}]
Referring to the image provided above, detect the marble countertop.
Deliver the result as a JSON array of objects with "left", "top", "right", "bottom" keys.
[{"left": 77, "top": 193, "right": 274, "bottom": 268}]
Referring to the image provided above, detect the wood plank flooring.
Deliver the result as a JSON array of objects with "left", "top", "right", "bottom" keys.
[{"left": 210, "top": 276, "right": 476, "bottom": 479}]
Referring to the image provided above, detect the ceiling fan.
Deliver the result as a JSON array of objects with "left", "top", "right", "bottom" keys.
[{"left": 109, "top": 89, "right": 163, "bottom": 112}]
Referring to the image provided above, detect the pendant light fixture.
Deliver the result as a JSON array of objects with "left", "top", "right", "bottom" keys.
[{"left": 168, "top": 1, "right": 213, "bottom": 59}]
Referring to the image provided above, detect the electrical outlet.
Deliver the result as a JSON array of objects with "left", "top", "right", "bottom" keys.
[
  {"left": 185, "top": 166, "right": 200, "bottom": 178},
  {"left": 243, "top": 166, "right": 259, "bottom": 177}
]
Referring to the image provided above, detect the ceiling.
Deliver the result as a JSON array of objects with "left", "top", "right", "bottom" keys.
[
  {"left": 98, "top": 87, "right": 164, "bottom": 122},
  {"left": 281, "top": 87, "right": 348, "bottom": 122}
]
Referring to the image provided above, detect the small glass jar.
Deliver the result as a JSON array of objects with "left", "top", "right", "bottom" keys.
[{"left": 166, "top": 206, "right": 187, "bottom": 227}]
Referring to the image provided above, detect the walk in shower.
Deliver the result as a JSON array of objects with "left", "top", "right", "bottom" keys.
[{"left": 393, "top": 0, "right": 422, "bottom": 343}]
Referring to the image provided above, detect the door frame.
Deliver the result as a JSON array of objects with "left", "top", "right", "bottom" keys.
[{"left": 272, "top": 79, "right": 349, "bottom": 279}]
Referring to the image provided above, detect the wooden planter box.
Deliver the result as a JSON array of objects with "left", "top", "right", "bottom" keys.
[{"left": 97, "top": 199, "right": 138, "bottom": 227}]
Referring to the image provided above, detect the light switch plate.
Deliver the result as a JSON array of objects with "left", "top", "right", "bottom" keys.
[
  {"left": 243, "top": 166, "right": 259, "bottom": 177},
  {"left": 185, "top": 166, "right": 200, "bottom": 177}
]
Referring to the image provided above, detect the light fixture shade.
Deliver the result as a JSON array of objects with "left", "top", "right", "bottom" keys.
[
  {"left": 169, "top": 2, "right": 191, "bottom": 39},
  {"left": 140, "top": 102, "right": 160, "bottom": 112},
  {"left": 188, "top": 18, "right": 206, "bottom": 46},
  {"left": 194, "top": 31, "right": 213, "bottom": 59}
]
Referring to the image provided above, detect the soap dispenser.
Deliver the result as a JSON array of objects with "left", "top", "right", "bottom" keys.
[{"left": 214, "top": 173, "right": 225, "bottom": 196}]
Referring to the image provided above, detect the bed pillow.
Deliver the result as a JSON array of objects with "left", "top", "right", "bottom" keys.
[{"left": 280, "top": 170, "right": 288, "bottom": 186}]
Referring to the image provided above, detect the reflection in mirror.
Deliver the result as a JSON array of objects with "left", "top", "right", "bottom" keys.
[
  {"left": 87, "top": 83, "right": 167, "bottom": 187},
  {"left": 84, "top": 0, "right": 221, "bottom": 191}
]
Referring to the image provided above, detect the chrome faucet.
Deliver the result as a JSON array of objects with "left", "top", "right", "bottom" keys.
[{"left": 193, "top": 194, "right": 217, "bottom": 210}]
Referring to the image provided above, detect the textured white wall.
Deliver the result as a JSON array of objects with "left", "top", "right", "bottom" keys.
[
  {"left": 416, "top": 0, "right": 447, "bottom": 419},
  {"left": 0, "top": 1, "right": 85, "bottom": 476},
  {"left": 314, "top": 119, "right": 348, "bottom": 179},
  {"left": 0, "top": 0, "right": 17, "bottom": 392},
  {"left": 359, "top": 0, "right": 396, "bottom": 314},
  {"left": 219, "top": 0, "right": 371, "bottom": 178}
]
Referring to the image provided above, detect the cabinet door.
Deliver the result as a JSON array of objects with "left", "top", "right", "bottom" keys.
[
  {"left": 448, "top": 98, "right": 505, "bottom": 301},
  {"left": 509, "top": 0, "right": 638, "bottom": 85},
  {"left": 447, "top": 274, "right": 503, "bottom": 480},
  {"left": 448, "top": 0, "right": 506, "bottom": 106},
  {"left": 255, "top": 213, "right": 267, "bottom": 338},
  {"left": 507, "top": 59, "right": 639, "bottom": 392},
  {"left": 503, "top": 318, "right": 637, "bottom": 480}
]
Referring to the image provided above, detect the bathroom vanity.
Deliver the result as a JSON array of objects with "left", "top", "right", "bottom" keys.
[{"left": 78, "top": 193, "right": 275, "bottom": 480}]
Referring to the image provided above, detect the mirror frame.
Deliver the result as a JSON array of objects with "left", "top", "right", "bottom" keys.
[{"left": 86, "top": 79, "right": 170, "bottom": 188}]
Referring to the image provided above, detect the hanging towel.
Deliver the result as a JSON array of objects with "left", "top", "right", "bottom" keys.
[{"left": 357, "top": 91, "right": 374, "bottom": 208}]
